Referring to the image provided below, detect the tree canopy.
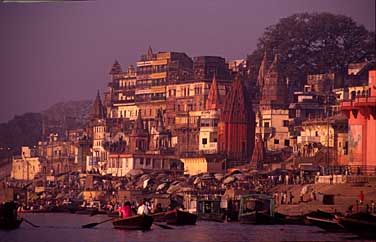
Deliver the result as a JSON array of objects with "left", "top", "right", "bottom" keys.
[{"left": 247, "top": 12, "right": 375, "bottom": 83}]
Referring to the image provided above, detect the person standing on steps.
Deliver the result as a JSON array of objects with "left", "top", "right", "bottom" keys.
[
  {"left": 137, "top": 199, "right": 150, "bottom": 215},
  {"left": 359, "top": 191, "right": 364, "bottom": 205}
]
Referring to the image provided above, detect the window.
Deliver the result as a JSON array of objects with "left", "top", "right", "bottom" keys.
[
  {"left": 283, "top": 120, "right": 289, "bottom": 127},
  {"left": 315, "top": 131, "right": 318, "bottom": 136},
  {"left": 274, "top": 139, "right": 279, "bottom": 144},
  {"left": 202, "top": 138, "right": 207, "bottom": 145},
  {"left": 264, "top": 122, "right": 270, "bottom": 128},
  {"left": 284, "top": 139, "right": 290, "bottom": 146}
]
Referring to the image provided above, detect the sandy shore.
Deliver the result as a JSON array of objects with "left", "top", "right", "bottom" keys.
[{"left": 267, "top": 182, "right": 376, "bottom": 216}]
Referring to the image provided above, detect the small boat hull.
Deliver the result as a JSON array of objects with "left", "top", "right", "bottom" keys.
[
  {"left": 150, "top": 211, "right": 167, "bottom": 222},
  {"left": 239, "top": 211, "right": 274, "bottom": 225},
  {"left": 0, "top": 218, "right": 23, "bottom": 230},
  {"left": 198, "top": 213, "right": 225, "bottom": 223},
  {"left": 113, "top": 214, "right": 153, "bottom": 230},
  {"left": 306, "top": 216, "right": 343, "bottom": 231},
  {"left": 165, "top": 210, "right": 197, "bottom": 225},
  {"left": 336, "top": 213, "right": 376, "bottom": 238}
]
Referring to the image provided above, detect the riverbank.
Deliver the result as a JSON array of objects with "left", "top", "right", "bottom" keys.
[{"left": 268, "top": 182, "right": 376, "bottom": 216}]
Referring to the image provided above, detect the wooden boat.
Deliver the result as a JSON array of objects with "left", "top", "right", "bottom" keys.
[
  {"left": 112, "top": 214, "right": 153, "bottom": 230},
  {"left": 0, "top": 218, "right": 23, "bottom": 230},
  {"left": 199, "top": 213, "right": 225, "bottom": 223},
  {"left": 107, "top": 211, "right": 120, "bottom": 218},
  {"left": 306, "top": 216, "right": 343, "bottom": 231},
  {"left": 274, "top": 212, "right": 306, "bottom": 225},
  {"left": 305, "top": 210, "right": 343, "bottom": 231},
  {"left": 197, "top": 199, "right": 225, "bottom": 222},
  {"left": 75, "top": 208, "right": 99, "bottom": 215},
  {"left": 165, "top": 209, "right": 197, "bottom": 225},
  {"left": 336, "top": 213, "right": 376, "bottom": 238},
  {"left": 238, "top": 194, "right": 275, "bottom": 224},
  {"left": 19, "top": 209, "right": 49, "bottom": 213},
  {"left": 150, "top": 211, "right": 167, "bottom": 222}
]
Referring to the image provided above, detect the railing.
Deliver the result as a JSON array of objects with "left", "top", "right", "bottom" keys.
[{"left": 341, "top": 96, "right": 376, "bottom": 107}]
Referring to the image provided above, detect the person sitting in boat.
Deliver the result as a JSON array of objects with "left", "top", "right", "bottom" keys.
[
  {"left": 118, "top": 201, "right": 132, "bottom": 218},
  {"left": 153, "top": 203, "right": 163, "bottom": 214},
  {"left": 137, "top": 199, "right": 149, "bottom": 215},
  {"left": 1, "top": 201, "right": 18, "bottom": 222}
]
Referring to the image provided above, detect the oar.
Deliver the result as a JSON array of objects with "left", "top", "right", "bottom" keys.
[
  {"left": 153, "top": 223, "right": 174, "bottom": 229},
  {"left": 82, "top": 218, "right": 113, "bottom": 228},
  {"left": 23, "top": 218, "right": 40, "bottom": 228}
]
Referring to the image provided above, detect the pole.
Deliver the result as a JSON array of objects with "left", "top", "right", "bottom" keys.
[{"left": 326, "top": 95, "right": 330, "bottom": 174}]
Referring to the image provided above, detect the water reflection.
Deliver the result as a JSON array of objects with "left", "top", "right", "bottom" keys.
[{"left": 0, "top": 213, "right": 366, "bottom": 242}]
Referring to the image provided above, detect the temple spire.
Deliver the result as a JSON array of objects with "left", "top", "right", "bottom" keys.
[
  {"left": 268, "top": 53, "right": 280, "bottom": 74},
  {"left": 205, "top": 73, "right": 222, "bottom": 110},
  {"left": 109, "top": 59, "right": 122, "bottom": 75},
  {"left": 257, "top": 50, "right": 268, "bottom": 88},
  {"left": 135, "top": 111, "right": 144, "bottom": 130},
  {"left": 91, "top": 90, "right": 105, "bottom": 119},
  {"left": 147, "top": 46, "right": 153, "bottom": 60}
]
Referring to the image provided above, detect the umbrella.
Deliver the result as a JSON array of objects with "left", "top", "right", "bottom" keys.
[
  {"left": 55, "top": 193, "right": 65, "bottom": 200},
  {"left": 156, "top": 183, "right": 168, "bottom": 191},
  {"left": 214, "top": 173, "right": 224, "bottom": 181},
  {"left": 223, "top": 176, "right": 236, "bottom": 184},
  {"left": 127, "top": 169, "right": 144, "bottom": 176},
  {"left": 167, "top": 183, "right": 182, "bottom": 194},
  {"left": 143, "top": 179, "right": 150, "bottom": 189}
]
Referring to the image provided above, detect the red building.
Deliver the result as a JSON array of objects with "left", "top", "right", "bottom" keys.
[
  {"left": 218, "top": 76, "right": 256, "bottom": 161},
  {"left": 341, "top": 70, "right": 376, "bottom": 173}
]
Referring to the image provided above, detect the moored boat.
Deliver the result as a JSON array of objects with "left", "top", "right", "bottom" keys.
[
  {"left": 112, "top": 214, "right": 153, "bottom": 230},
  {"left": 0, "top": 201, "right": 23, "bottom": 230},
  {"left": 150, "top": 211, "right": 167, "bottom": 222},
  {"left": 165, "top": 209, "right": 197, "bottom": 225},
  {"left": 197, "top": 199, "right": 225, "bottom": 222},
  {"left": 0, "top": 218, "right": 23, "bottom": 230},
  {"left": 306, "top": 216, "right": 343, "bottom": 231},
  {"left": 335, "top": 212, "right": 376, "bottom": 238},
  {"left": 238, "top": 194, "right": 275, "bottom": 224},
  {"left": 305, "top": 210, "right": 343, "bottom": 231}
]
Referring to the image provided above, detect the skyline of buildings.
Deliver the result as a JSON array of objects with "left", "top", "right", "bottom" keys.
[{"left": 4, "top": 46, "right": 376, "bottom": 180}]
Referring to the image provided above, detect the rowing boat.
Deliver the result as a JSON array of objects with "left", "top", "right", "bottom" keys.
[
  {"left": 0, "top": 218, "right": 23, "bottom": 230},
  {"left": 164, "top": 209, "right": 197, "bottom": 225},
  {"left": 112, "top": 214, "right": 153, "bottom": 230}
]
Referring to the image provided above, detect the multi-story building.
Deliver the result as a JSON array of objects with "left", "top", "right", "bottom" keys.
[
  {"left": 107, "top": 61, "right": 137, "bottom": 120},
  {"left": 199, "top": 75, "right": 222, "bottom": 154},
  {"left": 297, "top": 115, "right": 348, "bottom": 165},
  {"left": 341, "top": 69, "right": 376, "bottom": 173},
  {"left": 135, "top": 47, "right": 193, "bottom": 125},
  {"left": 105, "top": 111, "right": 181, "bottom": 176},
  {"left": 256, "top": 52, "right": 290, "bottom": 152},
  {"left": 11, "top": 147, "right": 41, "bottom": 180},
  {"left": 87, "top": 92, "right": 108, "bottom": 172}
]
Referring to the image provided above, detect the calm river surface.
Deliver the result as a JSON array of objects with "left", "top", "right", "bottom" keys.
[{"left": 0, "top": 213, "right": 371, "bottom": 242}]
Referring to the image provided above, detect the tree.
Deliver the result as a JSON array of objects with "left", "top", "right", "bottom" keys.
[{"left": 247, "top": 12, "right": 376, "bottom": 83}]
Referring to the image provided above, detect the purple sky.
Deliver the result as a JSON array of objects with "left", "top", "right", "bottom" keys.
[{"left": 0, "top": 0, "right": 374, "bottom": 122}]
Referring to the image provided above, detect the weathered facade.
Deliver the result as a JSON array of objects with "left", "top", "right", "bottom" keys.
[
  {"left": 218, "top": 76, "right": 255, "bottom": 161},
  {"left": 341, "top": 69, "right": 376, "bottom": 172}
]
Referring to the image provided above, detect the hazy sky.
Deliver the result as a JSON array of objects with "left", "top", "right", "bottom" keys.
[{"left": 0, "top": 0, "right": 374, "bottom": 122}]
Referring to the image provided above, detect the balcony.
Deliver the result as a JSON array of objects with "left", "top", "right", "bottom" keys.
[
  {"left": 113, "top": 99, "right": 135, "bottom": 105},
  {"left": 298, "top": 136, "right": 321, "bottom": 143},
  {"left": 341, "top": 96, "right": 376, "bottom": 110}
]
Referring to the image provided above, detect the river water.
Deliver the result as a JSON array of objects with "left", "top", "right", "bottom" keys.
[{"left": 0, "top": 213, "right": 371, "bottom": 242}]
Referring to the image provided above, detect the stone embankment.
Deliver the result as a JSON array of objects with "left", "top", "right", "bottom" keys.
[{"left": 268, "top": 182, "right": 376, "bottom": 216}]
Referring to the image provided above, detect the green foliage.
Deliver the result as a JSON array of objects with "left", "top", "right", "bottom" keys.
[{"left": 247, "top": 12, "right": 376, "bottom": 82}]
